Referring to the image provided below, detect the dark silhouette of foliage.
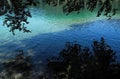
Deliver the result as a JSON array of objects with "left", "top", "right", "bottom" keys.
[
  {"left": 63, "top": 0, "right": 85, "bottom": 15},
  {"left": 0, "top": 0, "right": 39, "bottom": 35},
  {"left": 47, "top": 37, "right": 120, "bottom": 79},
  {"left": 93, "top": 37, "right": 116, "bottom": 68},
  {"left": 44, "top": 0, "right": 118, "bottom": 17}
]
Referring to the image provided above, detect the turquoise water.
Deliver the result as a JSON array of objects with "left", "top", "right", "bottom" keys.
[{"left": 0, "top": 8, "right": 120, "bottom": 64}]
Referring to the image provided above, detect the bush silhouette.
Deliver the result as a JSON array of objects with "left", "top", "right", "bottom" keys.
[{"left": 48, "top": 37, "right": 120, "bottom": 79}]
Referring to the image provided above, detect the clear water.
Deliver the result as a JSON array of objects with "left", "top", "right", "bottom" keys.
[{"left": 0, "top": 7, "right": 120, "bottom": 65}]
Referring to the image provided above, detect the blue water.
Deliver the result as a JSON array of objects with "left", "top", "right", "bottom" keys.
[
  {"left": 24, "top": 19, "right": 120, "bottom": 61},
  {"left": 0, "top": 8, "right": 120, "bottom": 65}
]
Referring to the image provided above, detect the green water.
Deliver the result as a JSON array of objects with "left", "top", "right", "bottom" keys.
[{"left": 36, "top": 2, "right": 120, "bottom": 25}]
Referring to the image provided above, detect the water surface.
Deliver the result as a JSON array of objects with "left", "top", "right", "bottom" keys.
[{"left": 0, "top": 8, "right": 120, "bottom": 64}]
